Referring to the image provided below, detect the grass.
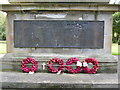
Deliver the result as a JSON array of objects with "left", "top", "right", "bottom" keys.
[
  {"left": 0, "top": 41, "right": 6, "bottom": 43},
  {"left": 112, "top": 43, "right": 120, "bottom": 55},
  {"left": 0, "top": 41, "right": 6, "bottom": 54},
  {"left": 0, "top": 41, "right": 119, "bottom": 55}
]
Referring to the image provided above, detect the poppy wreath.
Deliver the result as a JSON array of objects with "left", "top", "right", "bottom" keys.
[
  {"left": 82, "top": 58, "right": 99, "bottom": 74},
  {"left": 47, "top": 58, "right": 64, "bottom": 73},
  {"left": 21, "top": 57, "right": 38, "bottom": 72},
  {"left": 65, "top": 57, "right": 82, "bottom": 74}
]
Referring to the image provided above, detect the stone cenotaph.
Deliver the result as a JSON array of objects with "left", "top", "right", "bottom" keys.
[{"left": 1, "top": 0, "right": 119, "bottom": 74}]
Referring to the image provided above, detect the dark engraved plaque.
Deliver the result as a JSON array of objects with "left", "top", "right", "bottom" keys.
[{"left": 14, "top": 20, "right": 104, "bottom": 48}]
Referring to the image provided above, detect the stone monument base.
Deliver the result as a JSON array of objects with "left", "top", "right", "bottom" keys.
[
  {"left": 2, "top": 72, "right": 118, "bottom": 88},
  {"left": 1, "top": 53, "right": 118, "bottom": 73}
]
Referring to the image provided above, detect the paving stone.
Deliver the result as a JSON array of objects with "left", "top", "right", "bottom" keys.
[
  {"left": 1, "top": 72, "right": 118, "bottom": 88},
  {"left": 90, "top": 74, "right": 118, "bottom": 88}
]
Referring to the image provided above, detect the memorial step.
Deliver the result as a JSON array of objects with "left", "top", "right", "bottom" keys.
[
  {"left": 1, "top": 53, "right": 118, "bottom": 73},
  {"left": 1, "top": 72, "right": 118, "bottom": 88}
]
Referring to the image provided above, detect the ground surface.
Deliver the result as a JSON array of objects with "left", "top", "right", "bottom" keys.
[{"left": 1, "top": 72, "right": 118, "bottom": 88}]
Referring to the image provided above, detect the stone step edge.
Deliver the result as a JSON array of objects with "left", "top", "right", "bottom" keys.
[
  {"left": 1, "top": 59, "right": 118, "bottom": 62},
  {"left": 1, "top": 72, "right": 118, "bottom": 88},
  {"left": 3, "top": 53, "right": 116, "bottom": 57}
]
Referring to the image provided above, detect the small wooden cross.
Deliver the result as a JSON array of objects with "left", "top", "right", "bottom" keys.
[{"left": 42, "top": 62, "right": 46, "bottom": 70}]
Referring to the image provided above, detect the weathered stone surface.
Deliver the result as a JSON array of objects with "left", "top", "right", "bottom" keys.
[
  {"left": 1, "top": 4, "right": 119, "bottom": 12},
  {"left": 1, "top": 10, "right": 117, "bottom": 54},
  {"left": 97, "top": 12, "right": 113, "bottom": 54},
  {"left": 0, "top": 0, "right": 119, "bottom": 80},
  {"left": 0, "top": 4, "right": 118, "bottom": 54},
  {"left": 14, "top": 20, "right": 104, "bottom": 48},
  {"left": 90, "top": 74, "right": 118, "bottom": 84},
  {"left": 1, "top": 72, "right": 118, "bottom": 88},
  {"left": 1, "top": 53, "right": 118, "bottom": 73},
  {"left": 90, "top": 74, "right": 118, "bottom": 88},
  {"left": 8, "top": 0, "right": 110, "bottom": 3}
]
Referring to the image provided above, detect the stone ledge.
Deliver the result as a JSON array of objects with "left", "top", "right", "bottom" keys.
[
  {"left": 0, "top": 3, "right": 119, "bottom": 12},
  {"left": 1, "top": 53, "right": 118, "bottom": 73},
  {"left": 1, "top": 53, "right": 118, "bottom": 62},
  {"left": 1, "top": 72, "right": 118, "bottom": 88},
  {"left": 8, "top": 0, "right": 110, "bottom": 3}
]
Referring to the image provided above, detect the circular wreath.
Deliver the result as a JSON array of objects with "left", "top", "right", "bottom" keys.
[
  {"left": 47, "top": 58, "right": 64, "bottom": 73},
  {"left": 65, "top": 57, "right": 82, "bottom": 74},
  {"left": 21, "top": 57, "right": 38, "bottom": 72},
  {"left": 82, "top": 58, "right": 99, "bottom": 74}
]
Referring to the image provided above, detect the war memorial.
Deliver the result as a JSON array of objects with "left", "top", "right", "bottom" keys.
[{"left": 0, "top": 0, "right": 119, "bottom": 88}]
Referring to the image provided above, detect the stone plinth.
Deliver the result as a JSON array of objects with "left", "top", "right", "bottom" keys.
[
  {"left": 0, "top": 2, "right": 119, "bottom": 74},
  {"left": 0, "top": 4, "right": 119, "bottom": 54},
  {"left": 1, "top": 53, "right": 118, "bottom": 73}
]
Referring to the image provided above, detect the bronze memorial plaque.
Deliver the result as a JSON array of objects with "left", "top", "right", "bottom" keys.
[{"left": 14, "top": 20, "right": 104, "bottom": 48}]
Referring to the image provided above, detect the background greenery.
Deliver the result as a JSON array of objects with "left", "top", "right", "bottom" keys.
[
  {"left": 0, "top": 12, "right": 6, "bottom": 40},
  {"left": 112, "top": 12, "right": 120, "bottom": 44},
  {"left": 0, "top": 41, "right": 6, "bottom": 54}
]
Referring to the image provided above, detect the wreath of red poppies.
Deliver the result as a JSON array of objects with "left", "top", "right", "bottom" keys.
[
  {"left": 65, "top": 57, "right": 82, "bottom": 74},
  {"left": 82, "top": 58, "right": 99, "bottom": 74},
  {"left": 21, "top": 57, "right": 38, "bottom": 72},
  {"left": 21, "top": 57, "right": 99, "bottom": 74},
  {"left": 47, "top": 58, "right": 64, "bottom": 73}
]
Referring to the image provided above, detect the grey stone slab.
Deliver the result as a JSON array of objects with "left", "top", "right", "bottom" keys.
[
  {"left": 1, "top": 61, "right": 118, "bottom": 73},
  {"left": 1, "top": 53, "right": 118, "bottom": 73},
  {"left": 8, "top": 0, "right": 110, "bottom": 3},
  {"left": 2, "top": 82, "right": 93, "bottom": 88},
  {"left": 118, "top": 55, "right": 120, "bottom": 88},
  {"left": 2, "top": 72, "right": 92, "bottom": 88},
  {"left": 1, "top": 72, "right": 118, "bottom": 88},
  {"left": 1, "top": 4, "right": 119, "bottom": 12},
  {"left": 92, "top": 84, "right": 118, "bottom": 88},
  {"left": 90, "top": 74, "right": 118, "bottom": 88},
  {"left": 2, "top": 72, "right": 92, "bottom": 84},
  {"left": 1, "top": 53, "right": 118, "bottom": 62},
  {"left": 90, "top": 74, "right": 118, "bottom": 84},
  {"left": 14, "top": 20, "right": 104, "bottom": 48}
]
